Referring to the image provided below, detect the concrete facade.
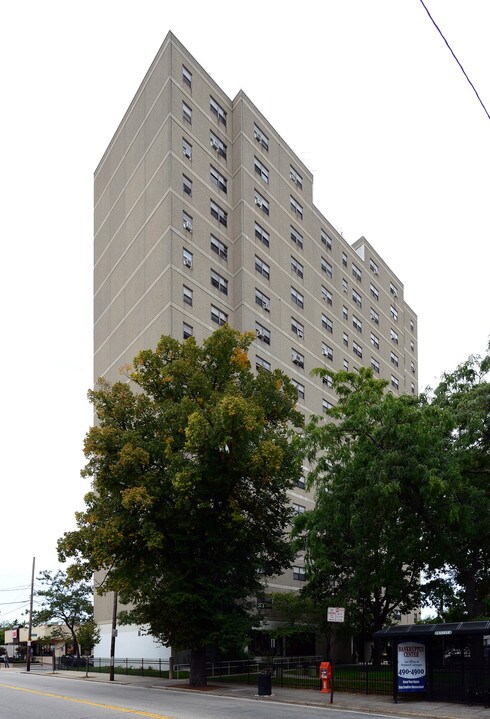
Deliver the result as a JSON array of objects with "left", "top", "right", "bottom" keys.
[{"left": 93, "top": 32, "right": 418, "bottom": 657}]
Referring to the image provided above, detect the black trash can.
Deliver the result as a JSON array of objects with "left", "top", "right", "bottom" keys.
[{"left": 257, "top": 671, "right": 272, "bottom": 696}]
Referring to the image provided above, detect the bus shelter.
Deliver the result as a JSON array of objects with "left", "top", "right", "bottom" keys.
[{"left": 374, "top": 621, "right": 490, "bottom": 705}]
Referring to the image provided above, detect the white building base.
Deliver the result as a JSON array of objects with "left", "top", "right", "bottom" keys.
[{"left": 94, "top": 623, "right": 171, "bottom": 660}]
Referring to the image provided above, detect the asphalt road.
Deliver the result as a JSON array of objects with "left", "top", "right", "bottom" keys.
[{"left": 0, "top": 668, "right": 398, "bottom": 719}]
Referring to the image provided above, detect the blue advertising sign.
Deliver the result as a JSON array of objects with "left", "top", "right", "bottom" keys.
[{"left": 397, "top": 641, "right": 426, "bottom": 692}]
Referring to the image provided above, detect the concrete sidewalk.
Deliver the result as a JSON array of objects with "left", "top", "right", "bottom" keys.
[{"left": 31, "top": 668, "right": 490, "bottom": 719}]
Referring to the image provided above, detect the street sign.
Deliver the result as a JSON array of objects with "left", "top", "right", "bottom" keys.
[{"left": 327, "top": 606, "right": 345, "bottom": 622}]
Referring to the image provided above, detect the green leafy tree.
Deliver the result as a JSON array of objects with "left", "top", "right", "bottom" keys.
[
  {"left": 267, "top": 591, "right": 322, "bottom": 656},
  {"left": 428, "top": 348, "right": 490, "bottom": 617},
  {"left": 294, "top": 367, "right": 452, "bottom": 654},
  {"left": 75, "top": 621, "right": 101, "bottom": 655},
  {"left": 32, "top": 570, "right": 94, "bottom": 658},
  {"left": 58, "top": 327, "right": 303, "bottom": 685}
]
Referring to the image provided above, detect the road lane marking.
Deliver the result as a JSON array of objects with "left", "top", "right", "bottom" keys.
[{"left": 0, "top": 683, "right": 175, "bottom": 718}]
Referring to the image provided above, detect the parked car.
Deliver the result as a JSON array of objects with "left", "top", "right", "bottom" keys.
[{"left": 60, "top": 655, "right": 94, "bottom": 668}]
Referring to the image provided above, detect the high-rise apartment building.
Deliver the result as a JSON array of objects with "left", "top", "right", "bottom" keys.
[{"left": 93, "top": 32, "right": 418, "bottom": 657}]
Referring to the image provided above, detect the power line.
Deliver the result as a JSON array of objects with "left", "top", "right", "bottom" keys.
[
  {"left": 0, "top": 585, "right": 30, "bottom": 592},
  {"left": 418, "top": 0, "right": 490, "bottom": 121}
]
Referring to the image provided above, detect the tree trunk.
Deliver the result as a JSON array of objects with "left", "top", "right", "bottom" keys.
[{"left": 189, "top": 646, "right": 207, "bottom": 686}]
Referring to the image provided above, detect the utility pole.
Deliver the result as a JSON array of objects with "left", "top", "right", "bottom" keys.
[
  {"left": 109, "top": 591, "right": 118, "bottom": 681},
  {"left": 26, "top": 557, "right": 35, "bottom": 672}
]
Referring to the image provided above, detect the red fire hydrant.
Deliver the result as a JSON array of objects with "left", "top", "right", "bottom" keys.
[{"left": 319, "top": 661, "right": 332, "bottom": 693}]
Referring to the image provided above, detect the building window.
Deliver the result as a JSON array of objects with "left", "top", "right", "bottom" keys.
[
  {"left": 391, "top": 375, "right": 399, "bottom": 390},
  {"left": 255, "top": 288, "right": 270, "bottom": 312},
  {"left": 342, "top": 278, "right": 348, "bottom": 294},
  {"left": 182, "top": 138, "right": 192, "bottom": 159},
  {"left": 255, "top": 222, "right": 270, "bottom": 247},
  {"left": 292, "top": 349, "right": 305, "bottom": 368},
  {"left": 391, "top": 328, "right": 399, "bottom": 344},
  {"left": 321, "top": 230, "right": 332, "bottom": 250},
  {"left": 342, "top": 305, "right": 348, "bottom": 321},
  {"left": 370, "top": 283, "right": 379, "bottom": 301},
  {"left": 254, "top": 190, "right": 270, "bottom": 215},
  {"left": 182, "top": 248, "right": 193, "bottom": 268},
  {"left": 182, "top": 65, "right": 192, "bottom": 89},
  {"left": 291, "top": 317, "right": 304, "bottom": 339},
  {"left": 342, "top": 332, "right": 349, "bottom": 347},
  {"left": 183, "top": 285, "right": 193, "bottom": 306},
  {"left": 210, "top": 96, "right": 227, "bottom": 126},
  {"left": 211, "top": 269, "right": 228, "bottom": 295},
  {"left": 370, "top": 332, "right": 379, "bottom": 349},
  {"left": 343, "top": 358, "right": 349, "bottom": 371},
  {"left": 322, "top": 342, "right": 334, "bottom": 361},
  {"left": 290, "top": 195, "right": 303, "bottom": 220},
  {"left": 352, "top": 341, "right": 363, "bottom": 359},
  {"left": 211, "top": 305, "right": 228, "bottom": 326},
  {"left": 291, "top": 379, "right": 305, "bottom": 400},
  {"left": 322, "top": 286, "right": 333, "bottom": 306},
  {"left": 211, "top": 235, "right": 228, "bottom": 260},
  {"left": 293, "top": 566, "right": 306, "bottom": 581},
  {"left": 371, "top": 357, "right": 380, "bottom": 374},
  {"left": 352, "top": 289, "right": 362, "bottom": 308},
  {"left": 411, "top": 361, "right": 416, "bottom": 373},
  {"left": 342, "top": 251, "right": 348, "bottom": 268},
  {"left": 390, "top": 282, "right": 398, "bottom": 298},
  {"left": 290, "top": 165, "right": 303, "bottom": 189},
  {"left": 410, "top": 319, "right": 415, "bottom": 332},
  {"left": 296, "top": 475, "right": 306, "bottom": 490},
  {"left": 182, "top": 101, "right": 192, "bottom": 124},
  {"left": 352, "top": 263, "right": 362, "bottom": 281},
  {"left": 352, "top": 315, "right": 363, "bottom": 333},
  {"left": 370, "top": 307, "right": 379, "bottom": 324},
  {"left": 182, "top": 211, "right": 193, "bottom": 232},
  {"left": 291, "top": 256, "right": 304, "bottom": 279},
  {"left": 290, "top": 226, "right": 303, "bottom": 249},
  {"left": 390, "top": 305, "right": 398, "bottom": 322},
  {"left": 322, "top": 374, "right": 333, "bottom": 388},
  {"left": 321, "top": 257, "right": 333, "bottom": 278},
  {"left": 370, "top": 258, "right": 379, "bottom": 275},
  {"left": 182, "top": 174, "right": 192, "bottom": 197},
  {"left": 255, "top": 322, "right": 270, "bottom": 344},
  {"left": 210, "top": 199, "right": 227, "bottom": 227},
  {"left": 210, "top": 165, "right": 227, "bottom": 193},
  {"left": 323, "top": 399, "right": 334, "bottom": 413},
  {"left": 391, "top": 351, "right": 399, "bottom": 367},
  {"left": 255, "top": 255, "right": 270, "bottom": 280},
  {"left": 410, "top": 340, "right": 415, "bottom": 352},
  {"left": 254, "top": 156, "right": 269, "bottom": 183},
  {"left": 256, "top": 355, "right": 271, "bottom": 372},
  {"left": 183, "top": 321, "right": 193, "bottom": 339},
  {"left": 210, "top": 131, "right": 227, "bottom": 159},
  {"left": 293, "top": 502, "right": 306, "bottom": 515},
  {"left": 322, "top": 314, "right": 333, "bottom": 333},
  {"left": 411, "top": 382, "right": 415, "bottom": 394},
  {"left": 291, "top": 286, "right": 304, "bottom": 309},
  {"left": 253, "top": 123, "right": 269, "bottom": 151}
]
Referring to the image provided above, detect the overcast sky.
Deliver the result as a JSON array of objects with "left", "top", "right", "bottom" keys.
[{"left": 1, "top": 0, "right": 488, "bottom": 620}]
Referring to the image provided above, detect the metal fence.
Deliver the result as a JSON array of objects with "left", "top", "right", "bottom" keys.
[
  {"left": 55, "top": 657, "right": 182, "bottom": 678},
  {"left": 54, "top": 655, "right": 392, "bottom": 693},
  {"left": 207, "top": 658, "right": 393, "bottom": 694},
  {"left": 207, "top": 656, "right": 322, "bottom": 690}
]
